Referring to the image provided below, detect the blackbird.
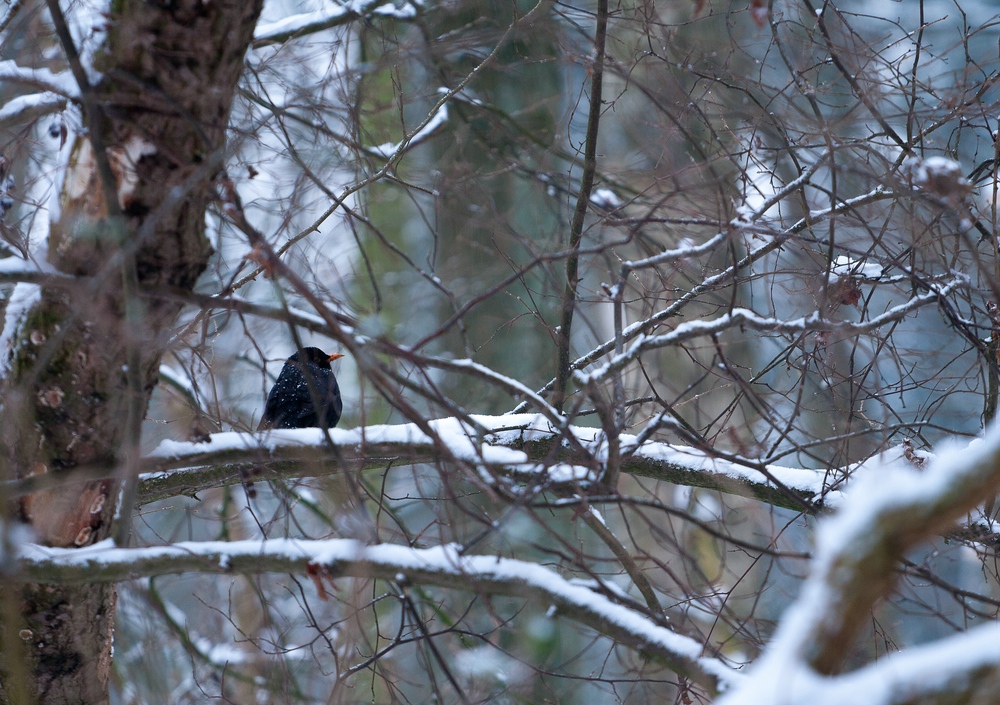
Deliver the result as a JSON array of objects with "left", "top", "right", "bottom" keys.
[{"left": 258, "top": 347, "right": 345, "bottom": 431}]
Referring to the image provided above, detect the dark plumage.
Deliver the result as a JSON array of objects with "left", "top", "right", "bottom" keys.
[{"left": 258, "top": 347, "right": 344, "bottom": 431}]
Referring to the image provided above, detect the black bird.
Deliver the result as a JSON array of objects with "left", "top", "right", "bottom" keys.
[{"left": 258, "top": 347, "right": 345, "bottom": 431}]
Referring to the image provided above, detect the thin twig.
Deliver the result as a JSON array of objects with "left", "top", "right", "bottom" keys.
[{"left": 554, "top": 0, "right": 609, "bottom": 412}]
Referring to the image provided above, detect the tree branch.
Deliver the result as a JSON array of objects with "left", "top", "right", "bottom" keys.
[
  {"left": 554, "top": 0, "right": 608, "bottom": 411},
  {"left": 18, "top": 537, "right": 736, "bottom": 695}
]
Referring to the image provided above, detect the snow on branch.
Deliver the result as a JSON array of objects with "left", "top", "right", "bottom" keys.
[
  {"left": 0, "top": 282, "right": 41, "bottom": 379},
  {"left": 132, "top": 415, "right": 830, "bottom": 509},
  {"left": 424, "top": 358, "right": 562, "bottom": 421},
  {"left": 622, "top": 229, "right": 730, "bottom": 270},
  {"left": 717, "top": 422, "right": 1000, "bottom": 704},
  {"left": 0, "top": 92, "right": 68, "bottom": 131},
  {"left": 368, "top": 100, "right": 449, "bottom": 158},
  {"left": 830, "top": 254, "right": 884, "bottom": 282},
  {"left": 620, "top": 154, "right": 832, "bottom": 273},
  {"left": 253, "top": 0, "right": 418, "bottom": 46},
  {"left": 15, "top": 416, "right": 993, "bottom": 547},
  {"left": 515, "top": 184, "right": 901, "bottom": 412},
  {"left": 19, "top": 537, "right": 739, "bottom": 695},
  {"left": 575, "top": 274, "right": 969, "bottom": 387},
  {"left": 0, "top": 256, "right": 74, "bottom": 285},
  {"left": 719, "top": 620, "right": 1000, "bottom": 705},
  {"left": 0, "top": 61, "right": 79, "bottom": 98}
]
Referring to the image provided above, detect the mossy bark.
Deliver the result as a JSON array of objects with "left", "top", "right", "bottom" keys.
[{"left": 0, "top": 1, "right": 263, "bottom": 702}]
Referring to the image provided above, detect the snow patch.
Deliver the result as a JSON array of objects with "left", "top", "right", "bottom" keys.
[
  {"left": 0, "top": 93, "right": 68, "bottom": 129},
  {"left": 830, "top": 255, "right": 883, "bottom": 281},
  {"left": 19, "top": 536, "right": 740, "bottom": 689},
  {"left": 590, "top": 188, "right": 623, "bottom": 209},
  {"left": 370, "top": 101, "right": 448, "bottom": 158},
  {"left": 716, "top": 424, "right": 1000, "bottom": 705},
  {"left": 65, "top": 0, "right": 111, "bottom": 83},
  {"left": 903, "top": 155, "right": 972, "bottom": 205},
  {"left": 62, "top": 138, "right": 97, "bottom": 204},
  {"left": 109, "top": 135, "right": 157, "bottom": 209},
  {"left": 0, "top": 283, "right": 41, "bottom": 377},
  {"left": 0, "top": 61, "right": 79, "bottom": 97},
  {"left": 145, "top": 414, "right": 836, "bottom": 501},
  {"left": 254, "top": 0, "right": 414, "bottom": 44}
]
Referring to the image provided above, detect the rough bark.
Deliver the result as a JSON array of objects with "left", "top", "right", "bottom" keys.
[{"left": 0, "top": 1, "right": 263, "bottom": 702}]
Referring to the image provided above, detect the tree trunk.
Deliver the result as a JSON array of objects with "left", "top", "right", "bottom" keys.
[{"left": 0, "top": 2, "right": 262, "bottom": 702}]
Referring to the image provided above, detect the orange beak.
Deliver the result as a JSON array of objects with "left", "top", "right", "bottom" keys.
[{"left": 326, "top": 353, "right": 345, "bottom": 362}]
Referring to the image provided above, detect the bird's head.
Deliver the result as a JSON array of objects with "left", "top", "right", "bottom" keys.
[{"left": 291, "top": 347, "right": 345, "bottom": 368}]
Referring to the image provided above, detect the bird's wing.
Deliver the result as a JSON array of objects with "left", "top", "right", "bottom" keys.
[
  {"left": 260, "top": 363, "right": 342, "bottom": 429},
  {"left": 260, "top": 368, "right": 312, "bottom": 426}
]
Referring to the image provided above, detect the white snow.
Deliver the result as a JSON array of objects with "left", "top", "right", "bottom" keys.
[
  {"left": 627, "top": 438, "right": 831, "bottom": 496},
  {"left": 576, "top": 277, "right": 967, "bottom": 387},
  {"left": 254, "top": 0, "right": 414, "bottom": 44},
  {"left": 19, "top": 536, "right": 741, "bottom": 689},
  {"left": 370, "top": 101, "right": 449, "bottom": 159},
  {"left": 0, "top": 92, "right": 68, "bottom": 129},
  {"left": 905, "top": 155, "right": 967, "bottom": 188},
  {"left": 148, "top": 415, "right": 532, "bottom": 469},
  {"left": 590, "top": 188, "right": 623, "bottom": 209},
  {"left": 371, "top": 2, "right": 418, "bottom": 18},
  {"left": 142, "top": 414, "right": 851, "bottom": 506},
  {"left": 193, "top": 637, "right": 250, "bottom": 665},
  {"left": 717, "top": 621, "right": 1000, "bottom": 704},
  {"left": 254, "top": 6, "right": 350, "bottom": 42},
  {"left": 437, "top": 358, "right": 560, "bottom": 418},
  {"left": 624, "top": 230, "right": 729, "bottom": 270},
  {"left": 505, "top": 462, "right": 597, "bottom": 485},
  {"left": 64, "top": 0, "right": 111, "bottom": 83},
  {"left": 830, "top": 254, "right": 883, "bottom": 281},
  {"left": 0, "top": 61, "right": 79, "bottom": 97},
  {"left": 27, "top": 410, "right": 1000, "bottom": 701},
  {"left": 716, "top": 423, "right": 1000, "bottom": 705},
  {"left": 0, "top": 257, "right": 63, "bottom": 279},
  {"left": 109, "top": 135, "right": 157, "bottom": 209},
  {"left": 479, "top": 443, "right": 528, "bottom": 464},
  {"left": 62, "top": 138, "right": 97, "bottom": 205},
  {"left": 0, "top": 282, "right": 41, "bottom": 378}
]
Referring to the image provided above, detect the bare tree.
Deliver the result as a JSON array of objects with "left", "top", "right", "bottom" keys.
[{"left": 3, "top": 0, "right": 1000, "bottom": 703}]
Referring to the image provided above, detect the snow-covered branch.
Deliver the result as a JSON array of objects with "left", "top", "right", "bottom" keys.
[
  {"left": 619, "top": 153, "right": 829, "bottom": 272},
  {"left": 717, "top": 422, "right": 1000, "bottom": 704},
  {"left": 515, "top": 184, "right": 903, "bottom": 411},
  {"left": 368, "top": 100, "right": 448, "bottom": 158},
  {"left": 575, "top": 275, "right": 969, "bottom": 387},
  {"left": 133, "top": 415, "right": 830, "bottom": 509},
  {"left": 719, "top": 620, "right": 1000, "bottom": 705},
  {"left": 253, "top": 0, "right": 418, "bottom": 46},
  {"left": 0, "top": 257, "right": 74, "bottom": 285},
  {"left": 0, "top": 60, "right": 79, "bottom": 98},
  {"left": 19, "top": 537, "right": 738, "bottom": 695},
  {"left": 0, "top": 92, "right": 68, "bottom": 131}
]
